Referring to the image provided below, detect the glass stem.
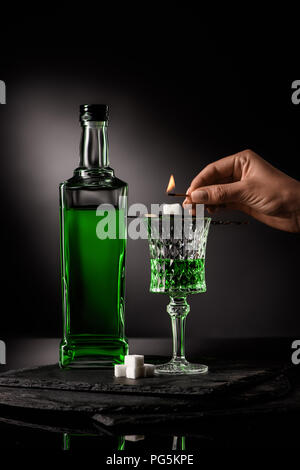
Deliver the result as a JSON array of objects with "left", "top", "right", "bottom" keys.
[{"left": 167, "top": 296, "right": 190, "bottom": 362}]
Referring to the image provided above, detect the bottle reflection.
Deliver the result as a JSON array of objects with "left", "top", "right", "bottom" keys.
[
  {"left": 62, "top": 433, "right": 186, "bottom": 450},
  {"left": 62, "top": 433, "right": 125, "bottom": 450}
]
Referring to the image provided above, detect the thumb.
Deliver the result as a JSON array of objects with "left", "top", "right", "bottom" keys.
[{"left": 191, "top": 182, "right": 245, "bottom": 205}]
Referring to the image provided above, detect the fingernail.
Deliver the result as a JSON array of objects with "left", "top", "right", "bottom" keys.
[
  {"left": 183, "top": 198, "right": 188, "bottom": 205},
  {"left": 192, "top": 190, "right": 208, "bottom": 202},
  {"left": 186, "top": 187, "right": 191, "bottom": 195}
]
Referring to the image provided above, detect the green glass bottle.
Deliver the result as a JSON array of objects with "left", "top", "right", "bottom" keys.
[{"left": 59, "top": 104, "right": 128, "bottom": 368}]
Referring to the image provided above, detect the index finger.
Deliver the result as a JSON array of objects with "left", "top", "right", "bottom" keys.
[{"left": 188, "top": 153, "right": 239, "bottom": 194}]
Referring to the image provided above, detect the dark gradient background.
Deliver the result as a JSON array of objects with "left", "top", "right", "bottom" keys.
[{"left": 0, "top": 16, "right": 299, "bottom": 342}]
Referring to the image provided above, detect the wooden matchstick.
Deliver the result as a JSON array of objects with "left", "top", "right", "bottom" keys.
[{"left": 167, "top": 193, "right": 188, "bottom": 197}]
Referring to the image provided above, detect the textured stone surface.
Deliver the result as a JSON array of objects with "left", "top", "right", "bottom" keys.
[
  {"left": 0, "top": 362, "right": 281, "bottom": 398},
  {"left": 93, "top": 374, "right": 292, "bottom": 427},
  {"left": 0, "top": 385, "right": 198, "bottom": 413},
  {"left": 0, "top": 340, "right": 298, "bottom": 448},
  {"left": 0, "top": 361, "right": 296, "bottom": 431}
]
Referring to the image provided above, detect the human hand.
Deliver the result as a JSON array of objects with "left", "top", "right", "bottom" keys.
[{"left": 183, "top": 149, "right": 300, "bottom": 233}]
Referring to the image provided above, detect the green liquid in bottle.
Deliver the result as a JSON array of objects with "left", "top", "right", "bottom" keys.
[{"left": 60, "top": 207, "right": 128, "bottom": 368}]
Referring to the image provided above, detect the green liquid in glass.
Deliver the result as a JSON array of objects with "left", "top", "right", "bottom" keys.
[
  {"left": 60, "top": 207, "right": 128, "bottom": 368},
  {"left": 150, "top": 258, "right": 206, "bottom": 294}
]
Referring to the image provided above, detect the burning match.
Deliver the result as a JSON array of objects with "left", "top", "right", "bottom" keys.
[{"left": 166, "top": 174, "right": 188, "bottom": 197}]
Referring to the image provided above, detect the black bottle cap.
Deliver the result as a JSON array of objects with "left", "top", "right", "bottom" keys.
[{"left": 80, "top": 104, "right": 109, "bottom": 122}]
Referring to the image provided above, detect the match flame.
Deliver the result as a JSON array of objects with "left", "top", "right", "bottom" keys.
[{"left": 166, "top": 174, "right": 175, "bottom": 193}]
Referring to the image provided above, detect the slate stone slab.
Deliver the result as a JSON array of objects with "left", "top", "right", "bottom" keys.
[
  {"left": 93, "top": 374, "right": 292, "bottom": 427},
  {"left": 0, "top": 414, "right": 99, "bottom": 436},
  {"left": 0, "top": 361, "right": 282, "bottom": 398},
  {"left": 0, "top": 361, "right": 296, "bottom": 434},
  {"left": 0, "top": 371, "right": 293, "bottom": 434},
  {"left": 0, "top": 386, "right": 200, "bottom": 413}
]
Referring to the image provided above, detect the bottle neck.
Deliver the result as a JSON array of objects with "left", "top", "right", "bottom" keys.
[{"left": 76, "top": 121, "right": 113, "bottom": 177}]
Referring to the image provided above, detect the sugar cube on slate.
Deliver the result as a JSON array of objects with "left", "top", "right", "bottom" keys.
[
  {"left": 126, "top": 366, "right": 145, "bottom": 379},
  {"left": 114, "top": 355, "right": 155, "bottom": 379},
  {"left": 144, "top": 363, "right": 155, "bottom": 377},
  {"left": 124, "top": 354, "right": 144, "bottom": 368},
  {"left": 114, "top": 364, "right": 126, "bottom": 377}
]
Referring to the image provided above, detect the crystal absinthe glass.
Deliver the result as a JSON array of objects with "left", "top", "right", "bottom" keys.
[{"left": 147, "top": 215, "right": 211, "bottom": 375}]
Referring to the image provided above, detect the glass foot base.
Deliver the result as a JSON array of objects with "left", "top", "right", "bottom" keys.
[{"left": 154, "top": 360, "right": 208, "bottom": 375}]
